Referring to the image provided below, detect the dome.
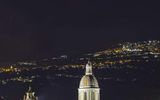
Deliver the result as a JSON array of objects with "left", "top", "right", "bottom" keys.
[
  {"left": 79, "top": 75, "right": 99, "bottom": 88},
  {"left": 79, "top": 61, "right": 99, "bottom": 88}
]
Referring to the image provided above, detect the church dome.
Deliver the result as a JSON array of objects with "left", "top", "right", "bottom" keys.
[
  {"left": 79, "top": 75, "right": 99, "bottom": 88},
  {"left": 79, "top": 61, "right": 99, "bottom": 89}
]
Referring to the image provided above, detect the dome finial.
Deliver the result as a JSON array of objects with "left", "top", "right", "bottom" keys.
[
  {"left": 27, "top": 86, "right": 32, "bottom": 92},
  {"left": 85, "top": 61, "right": 93, "bottom": 75}
]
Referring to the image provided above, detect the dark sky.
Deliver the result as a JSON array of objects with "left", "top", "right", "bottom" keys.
[{"left": 0, "top": 0, "right": 160, "bottom": 63}]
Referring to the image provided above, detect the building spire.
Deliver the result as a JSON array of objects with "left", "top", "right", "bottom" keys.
[
  {"left": 23, "top": 86, "right": 38, "bottom": 100},
  {"left": 85, "top": 61, "right": 93, "bottom": 75}
]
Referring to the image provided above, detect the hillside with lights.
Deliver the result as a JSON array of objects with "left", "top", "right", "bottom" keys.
[{"left": 0, "top": 40, "right": 159, "bottom": 86}]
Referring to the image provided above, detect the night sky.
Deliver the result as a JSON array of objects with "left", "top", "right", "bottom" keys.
[{"left": 0, "top": 0, "right": 160, "bottom": 63}]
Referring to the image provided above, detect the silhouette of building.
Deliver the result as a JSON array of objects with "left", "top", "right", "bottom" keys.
[{"left": 78, "top": 61, "right": 100, "bottom": 100}]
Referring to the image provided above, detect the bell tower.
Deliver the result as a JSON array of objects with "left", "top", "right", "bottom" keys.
[{"left": 78, "top": 62, "right": 100, "bottom": 100}]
